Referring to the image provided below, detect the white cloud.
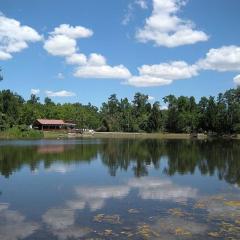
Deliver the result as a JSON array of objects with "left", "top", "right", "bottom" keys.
[
  {"left": 136, "top": 0, "right": 209, "bottom": 47},
  {"left": 126, "top": 61, "right": 197, "bottom": 87},
  {"left": 88, "top": 53, "right": 106, "bottom": 66},
  {"left": 51, "top": 24, "right": 93, "bottom": 39},
  {"left": 66, "top": 53, "right": 87, "bottom": 65},
  {"left": 44, "top": 24, "right": 131, "bottom": 80},
  {"left": 127, "top": 75, "right": 172, "bottom": 87},
  {"left": 45, "top": 90, "right": 76, "bottom": 97},
  {"left": 72, "top": 53, "right": 131, "bottom": 79},
  {"left": 44, "top": 35, "right": 76, "bottom": 56},
  {"left": 0, "top": 50, "right": 12, "bottom": 60},
  {"left": 30, "top": 89, "right": 40, "bottom": 95},
  {"left": 234, "top": 74, "right": 240, "bottom": 85},
  {"left": 161, "top": 105, "right": 168, "bottom": 110},
  {"left": 74, "top": 64, "right": 131, "bottom": 79},
  {"left": 148, "top": 96, "right": 155, "bottom": 101},
  {"left": 139, "top": 61, "right": 198, "bottom": 79},
  {"left": 0, "top": 15, "right": 42, "bottom": 60},
  {"left": 44, "top": 24, "right": 92, "bottom": 57},
  {"left": 197, "top": 46, "right": 240, "bottom": 72}
]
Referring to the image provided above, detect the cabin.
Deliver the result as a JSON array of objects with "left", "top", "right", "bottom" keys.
[{"left": 33, "top": 119, "right": 76, "bottom": 131}]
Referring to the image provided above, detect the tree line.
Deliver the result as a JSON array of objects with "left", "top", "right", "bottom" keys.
[{"left": 1, "top": 88, "right": 240, "bottom": 134}]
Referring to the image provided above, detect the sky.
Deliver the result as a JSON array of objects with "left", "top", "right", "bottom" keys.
[{"left": 1, "top": 0, "right": 240, "bottom": 107}]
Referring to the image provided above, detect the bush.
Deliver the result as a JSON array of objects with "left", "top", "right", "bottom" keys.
[{"left": 0, "top": 126, "right": 43, "bottom": 139}]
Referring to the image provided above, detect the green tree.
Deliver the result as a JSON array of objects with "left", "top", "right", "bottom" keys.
[{"left": 147, "top": 101, "right": 162, "bottom": 132}]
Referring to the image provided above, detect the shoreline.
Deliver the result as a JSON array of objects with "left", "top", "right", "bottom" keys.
[{"left": 0, "top": 131, "right": 239, "bottom": 140}]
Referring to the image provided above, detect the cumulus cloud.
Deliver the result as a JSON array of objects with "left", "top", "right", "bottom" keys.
[
  {"left": 161, "top": 105, "right": 168, "bottom": 110},
  {"left": 44, "top": 24, "right": 131, "bottom": 80},
  {"left": 44, "top": 35, "right": 77, "bottom": 56},
  {"left": 66, "top": 53, "right": 87, "bottom": 65},
  {"left": 51, "top": 24, "right": 93, "bottom": 39},
  {"left": 74, "top": 64, "right": 131, "bottom": 79},
  {"left": 0, "top": 15, "right": 42, "bottom": 60},
  {"left": 139, "top": 61, "right": 198, "bottom": 79},
  {"left": 45, "top": 90, "right": 76, "bottom": 97},
  {"left": 71, "top": 52, "right": 131, "bottom": 79},
  {"left": 126, "top": 61, "right": 198, "bottom": 87},
  {"left": 234, "top": 74, "right": 240, "bottom": 85},
  {"left": 127, "top": 75, "right": 172, "bottom": 87},
  {"left": 136, "top": 0, "right": 209, "bottom": 47},
  {"left": 30, "top": 88, "right": 40, "bottom": 95},
  {"left": 88, "top": 53, "right": 106, "bottom": 66},
  {"left": 148, "top": 96, "right": 155, "bottom": 101},
  {"left": 197, "top": 45, "right": 240, "bottom": 72},
  {"left": 0, "top": 50, "right": 12, "bottom": 60},
  {"left": 43, "top": 24, "right": 93, "bottom": 57}
]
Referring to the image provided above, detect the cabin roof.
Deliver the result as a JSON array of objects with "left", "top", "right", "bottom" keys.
[{"left": 36, "top": 119, "right": 65, "bottom": 125}]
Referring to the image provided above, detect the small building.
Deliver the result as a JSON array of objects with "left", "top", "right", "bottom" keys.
[{"left": 33, "top": 119, "right": 76, "bottom": 131}]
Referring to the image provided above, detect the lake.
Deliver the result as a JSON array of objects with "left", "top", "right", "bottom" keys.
[{"left": 0, "top": 138, "right": 240, "bottom": 239}]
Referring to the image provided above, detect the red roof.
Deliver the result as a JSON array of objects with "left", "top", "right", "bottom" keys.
[{"left": 36, "top": 119, "right": 65, "bottom": 125}]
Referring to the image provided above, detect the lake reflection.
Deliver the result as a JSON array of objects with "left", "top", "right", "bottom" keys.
[{"left": 0, "top": 139, "right": 240, "bottom": 239}]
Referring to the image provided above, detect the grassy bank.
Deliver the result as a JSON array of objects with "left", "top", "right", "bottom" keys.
[
  {"left": 43, "top": 131, "right": 195, "bottom": 139},
  {"left": 1, "top": 130, "right": 240, "bottom": 140},
  {"left": 0, "top": 127, "right": 44, "bottom": 139},
  {"left": 92, "top": 132, "right": 192, "bottom": 139}
]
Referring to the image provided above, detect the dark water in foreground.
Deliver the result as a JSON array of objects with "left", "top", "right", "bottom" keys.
[{"left": 0, "top": 139, "right": 240, "bottom": 240}]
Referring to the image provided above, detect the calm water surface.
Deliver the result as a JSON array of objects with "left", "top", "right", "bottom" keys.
[{"left": 0, "top": 139, "right": 240, "bottom": 239}]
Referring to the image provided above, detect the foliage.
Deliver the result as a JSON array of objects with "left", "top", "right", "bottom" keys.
[
  {"left": 1, "top": 88, "right": 240, "bottom": 134},
  {"left": 0, "top": 126, "right": 43, "bottom": 139},
  {"left": 0, "top": 67, "right": 3, "bottom": 81}
]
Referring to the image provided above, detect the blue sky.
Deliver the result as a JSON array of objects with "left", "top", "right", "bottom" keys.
[{"left": 1, "top": 0, "right": 240, "bottom": 107}]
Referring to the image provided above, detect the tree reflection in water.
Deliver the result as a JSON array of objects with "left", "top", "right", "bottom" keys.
[{"left": 0, "top": 139, "right": 240, "bottom": 186}]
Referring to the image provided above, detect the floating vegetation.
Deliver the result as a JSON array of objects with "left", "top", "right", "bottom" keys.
[
  {"left": 218, "top": 221, "right": 240, "bottom": 237},
  {"left": 152, "top": 216, "right": 208, "bottom": 238},
  {"left": 168, "top": 208, "right": 186, "bottom": 217},
  {"left": 224, "top": 201, "right": 240, "bottom": 207},
  {"left": 120, "top": 227, "right": 134, "bottom": 238},
  {"left": 136, "top": 224, "right": 160, "bottom": 239},
  {"left": 128, "top": 208, "right": 140, "bottom": 214},
  {"left": 208, "top": 231, "right": 221, "bottom": 238},
  {"left": 93, "top": 214, "right": 121, "bottom": 224},
  {"left": 96, "top": 229, "right": 119, "bottom": 237},
  {"left": 174, "top": 227, "right": 192, "bottom": 236},
  {"left": 194, "top": 200, "right": 207, "bottom": 209}
]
